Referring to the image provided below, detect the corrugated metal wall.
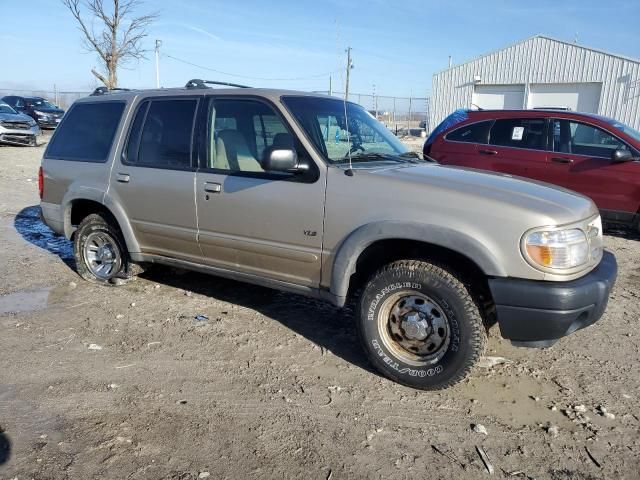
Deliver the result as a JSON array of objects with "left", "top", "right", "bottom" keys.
[{"left": 431, "top": 36, "right": 640, "bottom": 130}]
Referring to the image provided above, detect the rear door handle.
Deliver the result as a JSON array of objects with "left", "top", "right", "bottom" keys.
[
  {"left": 551, "top": 157, "right": 574, "bottom": 164},
  {"left": 204, "top": 182, "right": 222, "bottom": 193},
  {"left": 478, "top": 149, "right": 498, "bottom": 155},
  {"left": 117, "top": 173, "right": 130, "bottom": 183}
]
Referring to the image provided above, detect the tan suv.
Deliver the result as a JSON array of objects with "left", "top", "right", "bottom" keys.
[{"left": 39, "top": 80, "right": 617, "bottom": 390}]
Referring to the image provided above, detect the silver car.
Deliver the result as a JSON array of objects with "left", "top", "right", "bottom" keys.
[
  {"left": 0, "top": 102, "right": 40, "bottom": 146},
  {"left": 39, "top": 80, "right": 617, "bottom": 390}
]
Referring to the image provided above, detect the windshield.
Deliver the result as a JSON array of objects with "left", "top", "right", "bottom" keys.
[
  {"left": 28, "top": 98, "right": 57, "bottom": 109},
  {"left": 0, "top": 103, "right": 17, "bottom": 114},
  {"left": 282, "top": 96, "right": 411, "bottom": 164},
  {"left": 605, "top": 118, "right": 640, "bottom": 143}
]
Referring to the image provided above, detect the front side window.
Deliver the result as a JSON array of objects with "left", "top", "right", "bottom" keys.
[
  {"left": 29, "top": 98, "right": 56, "bottom": 109},
  {"left": 253, "top": 114, "right": 290, "bottom": 160},
  {"left": 446, "top": 121, "right": 492, "bottom": 144},
  {"left": 553, "top": 119, "right": 629, "bottom": 157},
  {"left": 46, "top": 101, "right": 125, "bottom": 162},
  {"left": 490, "top": 118, "right": 546, "bottom": 150},
  {"left": 207, "top": 99, "right": 295, "bottom": 174},
  {"left": 283, "top": 96, "right": 411, "bottom": 165},
  {"left": 125, "top": 98, "right": 197, "bottom": 169}
]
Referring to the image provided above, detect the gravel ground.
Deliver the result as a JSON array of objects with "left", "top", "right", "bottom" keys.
[{"left": 0, "top": 133, "right": 639, "bottom": 479}]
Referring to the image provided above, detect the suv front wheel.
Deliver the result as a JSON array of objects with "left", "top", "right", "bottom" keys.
[
  {"left": 74, "top": 213, "right": 135, "bottom": 284},
  {"left": 357, "top": 260, "right": 486, "bottom": 390}
]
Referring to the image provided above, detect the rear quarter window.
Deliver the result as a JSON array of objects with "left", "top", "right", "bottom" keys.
[
  {"left": 445, "top": 121, "right": 492, "bottom": 144},
  {"left": 46, "top": 101, "right": 125, "bottom": 162}
]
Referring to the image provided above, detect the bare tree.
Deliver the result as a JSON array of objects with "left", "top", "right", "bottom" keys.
[{"left": 61, "top": 0, "right": 158, "bottom": 89}]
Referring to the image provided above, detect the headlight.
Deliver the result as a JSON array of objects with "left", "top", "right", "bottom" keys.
[
  {"left": 524, "top": 229, "right": 588, "bottom": 269},
  {"left": 522, "top": 216, "right": 603, "bottom": 273},
  {"left": 34, "top": 110, "right": 49, "bottom": 117}
]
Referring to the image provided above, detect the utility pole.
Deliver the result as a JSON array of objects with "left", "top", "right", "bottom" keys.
[
  {"left": 345, "top": 47, "right": 353, "bottom": 101},
  {"left": 408, "top": 89, "right": 412, "bottom": 134},
  {"left": 155, "top": 39, "right": 162, "bottom": 88},
  {"left": 373, "top": 84, "right": 377, "bottom": 119},
  {"left": 329, "top": 75, "right": 332, "bottom": 96}
]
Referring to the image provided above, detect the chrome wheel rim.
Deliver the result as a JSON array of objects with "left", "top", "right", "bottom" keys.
[
  {"left": 83, "top": 232, "right": 121, "bottom": 280},
  {"left": 377, "top": 291, "right": 451, "bottom": 366}
]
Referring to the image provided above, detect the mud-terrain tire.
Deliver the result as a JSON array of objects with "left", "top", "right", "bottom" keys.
[
  {"left": 73, "top": 213, "right": 139, "bottom": 284},
  {"left": 357, "top": 260, "right": 486, "bottom": 390}
]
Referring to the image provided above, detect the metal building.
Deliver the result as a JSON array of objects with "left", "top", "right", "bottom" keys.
[{"left": 430, "top": 35, "right": 640, "bottom": 130}]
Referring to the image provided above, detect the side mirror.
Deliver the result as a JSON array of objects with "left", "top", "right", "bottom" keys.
[
  {"left": 261, "top": 147, "right": 302, "bottom": 173},
  {"left": 611, "top": 149, "right": 633, "bottom": 163}
]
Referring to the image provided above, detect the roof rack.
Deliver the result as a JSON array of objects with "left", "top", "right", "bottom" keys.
[
  {"left": 185, "top": 79, "right": 250, "bottom": 89},
  {"left": 90, "top": 86, "right": 131, "bottom": 96}
]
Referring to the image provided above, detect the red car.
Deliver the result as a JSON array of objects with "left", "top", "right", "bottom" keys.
[{"left": 425, "top": 109, "right": 640, "bottom": 230}]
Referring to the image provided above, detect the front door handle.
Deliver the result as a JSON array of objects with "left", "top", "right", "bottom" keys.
[
  {"left": 478, "top": 149, "right": 498, "bottom": 155},
  {"left": 117, "top": 173, "right": 130, "bottom": 183},
  {"left": 204, "top": 182, "right": 222, "bottom": 193},
  {"left": 551, "top": 157, "right": 574, "bottom": 164}
]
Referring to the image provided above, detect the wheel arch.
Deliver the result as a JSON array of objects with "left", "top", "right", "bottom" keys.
[
  {"left": 329, "top": 221, "right": 506, "bottom": 303},
  {"left": 63, "top": 194, "right": 140, "bottom": 254}
]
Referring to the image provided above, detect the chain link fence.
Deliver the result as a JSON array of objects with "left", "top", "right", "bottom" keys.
[
  {"left": 0, "top": 88, "right": 91, "bottom": 110},
  {"left": 314, "top": 91, "right": 431, "bottom": 136},
  {"left": 1, "top": 86, "right": 432, "bottom": 136}
]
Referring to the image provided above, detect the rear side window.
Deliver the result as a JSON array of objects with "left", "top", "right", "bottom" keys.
[
  {"left": 46, "top": 102, "right": 125, "bottom": 162},
  {"left": 445, "top": 121, "right": 492, "bottom": 144},
  {"left": 124, "top": 98, "right": 198, "bottom": 169},
  {"left": 490, "top": 118, "right": 546, "bottom": 150}
]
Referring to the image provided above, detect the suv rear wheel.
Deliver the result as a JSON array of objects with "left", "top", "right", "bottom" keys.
[
  {"left": 357, "top": 260, "right": 486, "bottom": 390},
  {"left": 74, "top": 213, "right": 136, "bottom": 284}
]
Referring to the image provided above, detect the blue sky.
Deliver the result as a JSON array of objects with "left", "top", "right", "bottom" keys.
[{"left": 1, "top": 0, "right": 639, "bottom": 97}]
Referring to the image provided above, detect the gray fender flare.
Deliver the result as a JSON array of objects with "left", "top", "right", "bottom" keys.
[
  {"left": 62, "top": 189, "right": 141, "bottom": 254},
  {"left": 330, "top": 221, "right": 506, "bottom": 300}
]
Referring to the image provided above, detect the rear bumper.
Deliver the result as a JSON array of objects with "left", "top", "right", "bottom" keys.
[
  {"left": 40, "top": 202, "right": 65, "bottom": 236},
  {"left": 489, "top": 251, "right": 617, "bottom": 348}
]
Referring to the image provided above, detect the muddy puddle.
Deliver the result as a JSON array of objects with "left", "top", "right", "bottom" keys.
[
  {"left": 13, "top": 206, "right": 74, "bottom": 262},
  {"left": 456, "top": 374, "right": 574, "bottom": 430},
  {"left": 0, "top": 285, "right": 69, "bottom": 315}
]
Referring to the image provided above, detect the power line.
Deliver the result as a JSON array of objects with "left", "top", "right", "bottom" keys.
[{"left": 162, "top": 53, "right": 341, "bottom": 82}]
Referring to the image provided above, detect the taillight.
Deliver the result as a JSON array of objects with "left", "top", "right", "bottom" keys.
[{"left": 38, "top": 166, "right": 44, "bottom": 199}]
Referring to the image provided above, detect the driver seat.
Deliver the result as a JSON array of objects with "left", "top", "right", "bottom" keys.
[{"left": 214, "top": 130, "right": 263, "bottom": 172}]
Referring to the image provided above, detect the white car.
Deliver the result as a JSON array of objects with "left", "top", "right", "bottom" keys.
[{"left": 0, "top": 102, "right": 40, "bottom": 146}]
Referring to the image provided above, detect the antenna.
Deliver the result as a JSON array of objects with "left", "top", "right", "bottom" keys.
[{"left": 343, "top": 47, "right": 353, "bottom": 173}]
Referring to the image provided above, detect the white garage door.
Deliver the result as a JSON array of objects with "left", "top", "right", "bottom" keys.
[
  {"left": 472, "top": 85, "right": 525, "bottom": 110},
  {"left": 527, "top": 83, "right": 602, "bottom": 113}
]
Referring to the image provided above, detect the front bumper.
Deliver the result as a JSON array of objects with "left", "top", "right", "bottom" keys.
[
  {"left": 37, "top": 119, "right": 60, "bottom": 128},
  {"left": 0, "top": 125, "right": 40, "bottom": 146},
  {"left": 489, "top": 251, "right": 617, "bottom": 348},
  {"left": 0, "top": 132, "right": 38, "bottom": 146}
]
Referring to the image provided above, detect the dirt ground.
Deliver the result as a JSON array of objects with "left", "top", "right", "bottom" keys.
[{"left": 0, "top": 133, "right": 639, "bottom": 480}]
